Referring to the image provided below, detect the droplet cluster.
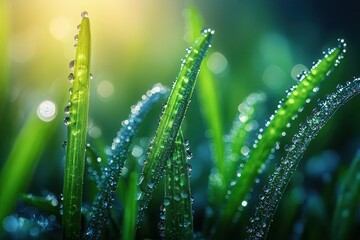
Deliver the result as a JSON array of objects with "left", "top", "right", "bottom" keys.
[
  {"left": 84, "top": 84, "right": 169, "bottom": 239},
  {"left": 246, "top": 78, "right": 360, "bottom": 239},
  {"left": 160, "top": 134, "right": 194, "bottom": 239}
]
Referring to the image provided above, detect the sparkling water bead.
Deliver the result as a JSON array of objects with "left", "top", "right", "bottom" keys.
[{"left": 81, "top": 11, "right": 89, "bottom": 18}]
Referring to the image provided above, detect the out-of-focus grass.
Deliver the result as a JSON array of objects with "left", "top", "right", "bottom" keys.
[{"left": 0, "top": 109, "right": 57, "bottom": 222}]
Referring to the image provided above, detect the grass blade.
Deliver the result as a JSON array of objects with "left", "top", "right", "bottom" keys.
[
  {"left": 225, "top": 92, "right": 266, "bottom": 180},
  {"left": 0, "top": 111, "right": 57, "bottom": 222},
  {"left": 62, "top": 12, "right": 91, "bottom": 239},
  {"left": 247, "top": 78, "right": 360, "bottom": 239},
  {"left": 161, "top": 131, "right": 193, "bottom": 239},
  {"left": 122, "top": 171, "right": 138, "bottom": 240},
  {"left": 21, "top": 193, "right": 60, "bottom": 218},
  {"left": 332, "top": 150, "right": 360, "bottom": 240},
  {"left": 186, "top": 5, "right": 225, "bottom": 175},
  {"left": 137, "top": 29, "right": 214, "bottom": 221},
  {"left": 85, "top": 84, "right": 169, "bottom": 239},
  {"left": 215, "top": 40, "right": 346, "bottom": 236}
]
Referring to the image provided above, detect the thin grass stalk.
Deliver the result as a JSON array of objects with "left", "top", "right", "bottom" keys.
[
  {"left": 137, "top": 29, "right": 214, "bottom": 221},
  {"left": 0, "top": 112, "right": 56, "bottom": 222},
  {"left": 62, "top": 13, "right": 91, "bottom": 239},
  {"left": 332, "top": 150, "right": 360, "bottom": 240},
  {"left": 85, "top": 84, "right": 168, "bottom": 239}
]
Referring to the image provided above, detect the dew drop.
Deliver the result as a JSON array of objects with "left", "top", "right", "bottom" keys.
[
  {"left": 81, "top": 11, "right": 89, "bottom": 18},
  {"left": 68, "top": 73, "right": 74, "bottom": 83},
  {"left": 90, "top": 73, "right": 94, "bottom": 80},
  {"left": 62, "top": 141, "right": 67, "bottom": 149},
  {"left": 69, "top": 60, "right": 75, "bottom": 70},
  {"left": 163, "top": 198, "right": 170, "bottom": 206},
  {"left": 74, "top": 34, "right": 78, "bottom": 41},
  {"left": 64, "top": 117, "right": 71, "bottom": 125},
  {"left": 64, "top": 105, "right": 70, "bottom": 114}
]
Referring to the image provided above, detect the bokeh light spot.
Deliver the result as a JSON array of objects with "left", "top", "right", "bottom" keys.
[
  {"left": 49, "top": 17, "right": 71, "bottom": 41},
  {"left": 97, "top": 81, "right": 114, "bottom": 98},
  {"left": 37, "top": 100, "right": 57, "bottom": 122},
  {"left": 207, "top": 51, "right": 228, "bottom": 74},
  {"left": 262, "top": 65, "right": 286, "bottom": 90}
]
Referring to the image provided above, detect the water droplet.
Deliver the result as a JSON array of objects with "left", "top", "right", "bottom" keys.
[
  {"left": 62, "top": 141, "right": 67, "bottom": 149},
  {"left": 68, "top": 73, "right": 74, "bottom": 83},
  {"left": 74, "top": 34, "right": 78, "bottom": 41},
  {"left": 64, "top": 117, "right": 71, "bottom": 125},
  {"left": 64, "top": 105, "right": 70, "bottom": 114},
  {"left": 81, "top": 11, "right": 89, "bottom": 18},
  {"left": 69, "top": 60, "right": 75, "bottom": 70},
  {"left": 163, "top": 198, "right": 170, "bottom": 206},
  {"left": 90, "top": 73, "right": 94, "bottom": 80}
]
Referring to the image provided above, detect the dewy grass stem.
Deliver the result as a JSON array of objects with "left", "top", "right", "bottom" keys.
[{"left": 62, "top": 12, "right": 91, "bottom": 240}]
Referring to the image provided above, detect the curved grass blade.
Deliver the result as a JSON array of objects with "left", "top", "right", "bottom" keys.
[
  {"left": 137, "top": 29, "right": 214, "bottom": 222},
  {"left": 21, "top": 193, "right": 60, "bottom": 218},
  {"left": 122, "top": 171, "right": 138, "bottom": 240},
  {"left": 186, "top": 4, "right": 225, "bottom": 175},
  {"left": 332, "top": 150, "right": 360, "bottom": 240},
  {"left": 160, "top": 131, "right": 193, "bottom": 239},
  {"left": 85, "top": 84, "right": 169, "bottom": 240},
  {"left": 225, "top": 92, "right": 266, "bottom": 185},
  {"left": 246, "top": 78, "right": 360, "bottom": 240},
  {"left": 215, "top": 40, "right": 346, "bottom": 236},
  {"left": 62, "top": 12, "right": 91, "bottom": 239},
  {"left": 0, "top": 111, "right": 56, "bottom": 222}
]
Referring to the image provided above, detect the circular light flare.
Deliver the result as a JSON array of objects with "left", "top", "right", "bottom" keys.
[
  {"left": 207, "top": 51, "right": 228, "bottom": 74},
  {"left": 37, "top": 100, "right": 57, "bottom": 122},
  {"left": 97, "top": 80, "right": 114, "bottom": 98}
]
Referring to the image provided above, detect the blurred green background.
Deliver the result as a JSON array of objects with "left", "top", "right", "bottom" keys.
[{"left": 1, "top": 0, "right": 360, "bottom": 238}]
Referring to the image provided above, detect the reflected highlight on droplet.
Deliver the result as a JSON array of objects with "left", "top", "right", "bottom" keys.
[{"left": 37, "top": 100, "right": 57, "bottom": 122}]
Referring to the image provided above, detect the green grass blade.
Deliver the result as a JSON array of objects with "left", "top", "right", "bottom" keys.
[
  {"left": 225, "top": 92, "right": 266, "bottom": 180},
  {"left": 122, "top": 171, "right": 139, "bottom": 240},
  {"left": 332, "top": 150, "right": 360, "bottom": 240},
  {"left": 215, "top": 40, "right": 346, "bottom": 236},
  {"left": 161, "top": 131, "right": 193, "bottom": 239},
  {"left": 186, "top": 4, "right": 225, "bottom": 177},
  {"left": 247, "top": 78, "right": 360, "bottom": 239},
  {"left": 0, "top": 111, "right": 57, "bottom": 222},
  {"left": 137, "top": 29, "right": 213, "bottom": 222},
  {"left": 62, "top": 12, "right": 91, "bottom": 239},
  {"left": 85, "top": 84, "right": 169, "bottom": 240},
  {"left": 21, "top": 193, "right": 60, "bottom": 218}
]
